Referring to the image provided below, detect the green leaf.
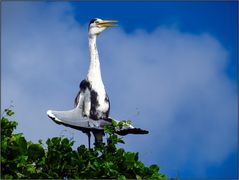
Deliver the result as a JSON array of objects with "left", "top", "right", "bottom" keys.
[
  {"left": 118, "top": 175, "right": 126, "bottom": 180},
  {"left": 117, "top": 137, "right": 125, "bottom": 144},
  {"left": 38, "top": 139, "right": 43, "bottom": 145},
  {"left": 124, "top": 152, "right": 136, "bottom": 170},
  {"left": 149, "top": 164, "right": 160, "bottom": 172},
  {"left": 136, "top": 174, "right": 142, "bottom": 180},
  {"left": 26, "top": 164, "right": 35, "bottom": 173},
  {"left": 4, "top": 174, "right": 13, "bottom": 179},
  {"left": 112, "top": 120, "right": 118, "bottom": 127},
  {"left": 1, "top": 109, "right": 167, "bottom": 179},
  {"left": 4, "top": 108, "right": 15, "bottom": 116},
  {"left": 16, "top": 172, "right": 25, "bottom": 178},
  {"left": 28, "top": 144, "right": 45, "bottom": 161}
]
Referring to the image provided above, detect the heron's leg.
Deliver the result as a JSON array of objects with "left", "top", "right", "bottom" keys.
[
  {"left": 88, "top": 132, "right": 91, "bottom": 149},
  {"left": 93, "top": 130, "right": 104, "bottom": 146}
]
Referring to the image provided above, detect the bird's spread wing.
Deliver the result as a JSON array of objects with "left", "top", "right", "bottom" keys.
[
  {"left": 47, "top": 108, "right": 88, "bottom": 128},
  {"left": 47, "top": 108, "right": 148, "bottom": 135},
  {"left": 47, "top": 108, "right": 110, "bottom": 133},
  {"left": 48, "top": 80, "right": 89, "bottom": 131},
  {"left": 47, "top": 80, "right": 105, "bottom": 132},
  {"left": 47, "top": 79, "right": 148, "bottom": 135}
]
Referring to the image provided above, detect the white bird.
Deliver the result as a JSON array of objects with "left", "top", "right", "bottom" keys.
[{"left": 47, "top": 18, "right": 148, "bottom": 148}]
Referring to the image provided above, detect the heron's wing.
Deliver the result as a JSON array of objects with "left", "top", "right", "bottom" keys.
[
  {"left": 74, "top": 79, "right": 92, "bottom": 118},
  {"left": 47, "top": 79, "right": 100, "bottom": 132},
  {"left": 74, "top": 90, "right": 81, "bottom": 107},
  {"left": 47, "top": 108, "right": 107, "bottom": 133},
  {"left": 47, "top": 108, "right": 89, "bottom": 128},
  {"left": 82, "top": 88, "right": 91, "bottom": 117},
  {"left": 47, "top": 89, "right": 94, "bottom": 131},
  {"left": 74, "top": 88, "right": 91, "bottom": 117}
]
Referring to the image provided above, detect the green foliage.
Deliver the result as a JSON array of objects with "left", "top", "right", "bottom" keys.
[{"left": 1, "top": 108, "right": 167, "bottom": 179}]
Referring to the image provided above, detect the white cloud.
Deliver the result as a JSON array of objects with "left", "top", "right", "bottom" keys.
[
  {"left": 101, "top": 27, "right": 237, "bottom": 176},
  {"left": 2, "top": 2, "right": 237, "bottom": 178},
  {"left": 2, "top": 2, "right": 89, "bottom": 146}
]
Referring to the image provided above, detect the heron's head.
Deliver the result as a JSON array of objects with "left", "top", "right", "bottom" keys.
[{"left": 88, "top": 18, "right": 117, "bottom": 37}]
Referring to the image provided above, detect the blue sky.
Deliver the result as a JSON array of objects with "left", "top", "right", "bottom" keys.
[
  {"left": 2, "top": 1, "right": 238, "bottom": 179},
  {"left": 71, "top": 1, "right": 238, "bottom": 84}
]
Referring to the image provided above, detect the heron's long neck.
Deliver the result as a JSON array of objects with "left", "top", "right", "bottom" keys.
[{"left": 87, "top": 35, "right": 103, "bottom": 84}]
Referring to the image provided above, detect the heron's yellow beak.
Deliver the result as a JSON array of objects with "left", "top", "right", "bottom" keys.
[{"left": 98, "top": 20, "right": 118, "bottom": 27}]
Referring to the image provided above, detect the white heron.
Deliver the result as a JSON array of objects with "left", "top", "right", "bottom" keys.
[{"left": 47, "top": 18, "right": 148, "bottom": 148}]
